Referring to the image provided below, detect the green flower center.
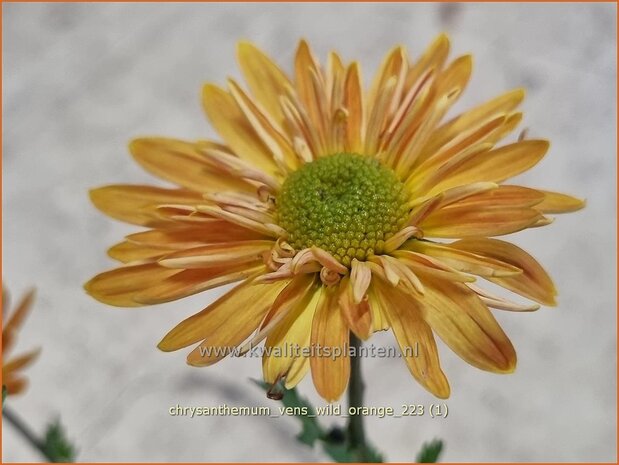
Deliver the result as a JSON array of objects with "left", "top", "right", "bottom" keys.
[{"left": 277, "top": 153, "right": 410, "bottom": 267}]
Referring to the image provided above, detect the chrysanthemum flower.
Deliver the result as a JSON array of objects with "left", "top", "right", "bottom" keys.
[
  {"left": 86, "top": 35, "right": 584, "bottom": 401},
  {"left": 2, "top": 288, "right": 40, "bottom": 395}
]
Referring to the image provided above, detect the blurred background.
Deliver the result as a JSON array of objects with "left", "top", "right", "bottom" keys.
[{"left": 2, "top": 2, "right": 616, "bottom": 462}]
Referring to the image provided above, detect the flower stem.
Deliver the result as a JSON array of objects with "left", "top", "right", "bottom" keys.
[
  {"left": 2, "top": 406, "right": 49, "bottom": 461},
  {"left": 347, "top": 333, "right": 371, "bottom": 461}
]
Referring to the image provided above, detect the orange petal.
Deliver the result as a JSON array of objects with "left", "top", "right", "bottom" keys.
[
  {"left": 405, "top": 33, "right": 450, "bottom": 92},
  {"left": 429, "top": 140, "right": 549, "bottom": 194},
  {"left": 158, "top": 240, "right": 274, "bottom": 269},
  {"left": 90, "top": 185, "right": 202, "bottom": 227},
  {"left": 393, "top": 249, "right": 476, "bottom": 283},
  {"left": 3, "top": 376, "right": 27, "bottom": 395},
  {"left": 343, "top": 62, "right": 365, "bottom": 152},
  {"left": 202, "top": 84, "right": 279, "bottom": 176},
  {"left": 420, "top": 205, "right": 542, "bottom": 238},
  {"left": 2, "top": 348, "right": 41, "bottom": 374},
  {"left": 134, "top": 263, "right": 266, "bottom": 305},
  {"left": 130, "top": 138, "right": 256, "bottom": 194},
  {"left": 84, "top": 263, "right": 184, "bottom": 307},
  {"left": 407, "top": 240, "right": 522, "bottom": 277},
  {"left": 412, "top": 115, "right": 508, "bottom": 181},
  {"left": 395, "top": 55, "right": 473, "bottom": 177},
  {"left": 3, "top": 289, "right": 35, "bottom": 353},
  {"left": 535, "top": 190, "right": 586, "bottom": 213},
  {"left": 127, "top": 223, "right": 267, "bottom": 247},
  {"left": 417, "top": 275, "right": 517, "bottom": 373},
  {"left": 295, "top": 40, "right": 328, "bottom": 153},
  {"left": 85, "top": 262, "right": 264, "bottom": 307},
  {"left": 450, "top": 185, "right": 545, "bottom": 209},
  {"left": 373, "top": 279, "right": 450, "bottom": 398},
  {"left": 450, "top": 238, "right": 557, "bottom": 306},
  {"left": 158, "top": 276, "right": 290, "bottom": 353},
  {"left": 310, "top": 286, "right": 350, "bottom": 402},
  {"left": 423, "top": 88, "right": 525, "bottom": 156}
]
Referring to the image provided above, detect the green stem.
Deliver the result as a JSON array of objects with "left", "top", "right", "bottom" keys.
[
  {"left": 347, "top": 333, "right": 370, "bottom": 461},
  {"left": 2, "top": 406, "right": 51, "bottom": 461}
]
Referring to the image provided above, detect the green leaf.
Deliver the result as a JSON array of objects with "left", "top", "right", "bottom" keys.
[
  {"left": 362, "top": 443, "right": 384, "bottom": 463},
  {"left": 252, "top": 379, "right": 384, "bottom": 462},
  {"left": 252, "top": 379, "right": 323, "bottom": 446},
  {"left": 416, "top": 438, "right": 444, "bottom": 463},
  {"left": 42, "top": 418, "right": 76, "bottom": 462}
]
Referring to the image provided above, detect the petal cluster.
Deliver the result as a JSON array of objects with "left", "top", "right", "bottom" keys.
[
  {"left": 86, "top": 35, "right": 584, "bottom": 400},
  {"left": 2, "top": 288, "right": 40, "bottom": 395}
]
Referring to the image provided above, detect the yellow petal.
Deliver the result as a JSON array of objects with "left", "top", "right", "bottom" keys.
[
  {"left": 186, "top": 276, "right": 300, "bottom": 367},
  {"left": 130, "top": 138, "right": 256, "bottom": 194},
  {"left": 372, "top": 279, "right": 450, "bottom": 398},
  {"left": 227, "top": 79, "right": 298, "bottom": 172},
  {"left": 450, "top": 238, "right": 557, "bottom": 306},
  {"left": 338, "top": 276, "right": 372, "bottom": 340},
  {"left": 158, "top": 240, "right": 273, "bottom": 269},
  {"left": 254, "top": 274, "right": 318, "bottom": 341},
  {"left": 350, "top": 258, "right": 372, "bottom": 303},
  {"left": 202, "top": 84, "right": 279, "bottom": 176},
  {"left": 284, "top": 356, "right": 311, "bottom": 389},
  {"left": 108, "top": 241, "right": 174, "bottom": 264},
  {"left": 366, "top": 76, "right": 400, "bottom": 156},
  {"left": 417, "top": 275, "right": 517, "bottom": 373},
  {"left": 395, "top": 55, "right": 472, "bottom": 177},
  {"left": 467, "top": 283, "right": 540, "bottom": 312},
  {"left": 158, "top": 276, "right": 290, "bottom": 352},
  {"left": 126, "top": 223, "right": 267, "bottom": 248},
  {"left": 367, "top": 286, "right": 390, "bottom": 332},
  {"left": 535, "top": 190, "right": 586, "bottom": 213},
  {"left": 310, "top": 286, "right": 350, "bottom": 402},
  {"left": 90, "top": 185, "right": 202, "bottom": 227},
  {"left": 263, "top": 285, "right": 321, "bottom": 385},
  {"left": 237, "top": 41, "right": 291, "bottom": 126},
  {"left": 368, "top": 46, "right": 406, "bottom": 113},
  {"left": 404, "top": 33, "right": 450, "bottom": 92}
]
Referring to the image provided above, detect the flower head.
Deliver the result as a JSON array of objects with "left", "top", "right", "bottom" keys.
[
  {"left": 3, "top": 288, "right": 40, "bottom": 395},
  {"left": 86, "top": 35, "right": 584, "bottom": 400}
]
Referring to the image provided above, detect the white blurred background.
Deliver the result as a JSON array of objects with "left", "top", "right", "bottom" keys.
[{"left": 3, "top": 2, "right": 616, "bottom": 462}]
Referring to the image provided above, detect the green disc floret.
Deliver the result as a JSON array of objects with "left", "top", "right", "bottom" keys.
[{"left": 277, "top": 153, "right": 410, "bottom": 267}]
